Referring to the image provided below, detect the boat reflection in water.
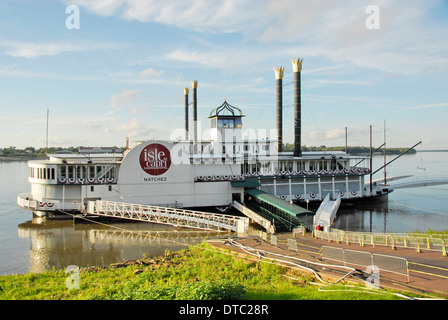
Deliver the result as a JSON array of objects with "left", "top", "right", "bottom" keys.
[{"left": 17, "top": 217, "right": 230, "bottom": 273}]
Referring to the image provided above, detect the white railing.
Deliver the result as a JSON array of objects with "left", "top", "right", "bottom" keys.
[
  {"left": 314, "top": 229, "right": 448, "bottom": 256},
  {"left": 88, "top": 200, "right": 249, "bottom": 233}
]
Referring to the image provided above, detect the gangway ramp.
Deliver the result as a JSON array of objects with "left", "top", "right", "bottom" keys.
[
  {"left": 232, "top": 201, "right": 275, "bottom": 234},
  {"left": 313, "top": 193, "right": 341, "bottom": 231},
  {"left": 87, "top": 200, "right": 249, "bottom": 233},
  {"left": 244, "top": 189, "right": 314, "bottom": 232}
]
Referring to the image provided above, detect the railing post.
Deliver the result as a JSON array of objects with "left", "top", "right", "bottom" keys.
[
  {"left": 442, "top": 240, "right": 447, "bottom": 257},
  {"left": 416, "top": 240, "right": 422, "bottom": 253}
]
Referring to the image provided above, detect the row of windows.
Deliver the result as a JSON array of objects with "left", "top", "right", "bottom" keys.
[
  {"left": 59, "top": 165, "right": 116, "bottom": 179},
  {"left": 241, "top": 160, "right": 345, "bottom": 174},
  {"left": 210, "top": 118, "right": 242, "bottom": 128},
  {"left": 30, "top": 165, "right": 116, "bottom": 180},
  {"left": 30, "top": 167, "right": 55, "bottom": 180}
]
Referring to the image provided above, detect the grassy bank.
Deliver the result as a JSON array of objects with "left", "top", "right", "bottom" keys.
[{"left": 0, "top": 242, "right": 416, "bottom": 300}]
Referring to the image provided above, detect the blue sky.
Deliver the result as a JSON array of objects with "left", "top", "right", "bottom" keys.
[{"left": 1, "top": 0, "right": 447, "bottom": 150}]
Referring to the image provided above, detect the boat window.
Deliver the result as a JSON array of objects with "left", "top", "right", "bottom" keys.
[
  {"left": 90, "top": 186, "right": 94, "bottom": 192},
  {"left": 234, "top": 118, "right": 242, "bottom": 128},
  {"left": 51, "top": 168, "right": 55, "bottom": 180},
  {"left": 218, "top": 119, "right": 234, "bottom": 128},
  {"left": 210, "top": 118, "right": 217, "bottom": 128},
  {"left": 89, "top": 166, "right": 95, "bottom": 178},
  {"left": 60, "top": 166, "right": 66, "bottom": 179},
  {"left": 68, "top": 166, "right": 74, "bottom": 179}
]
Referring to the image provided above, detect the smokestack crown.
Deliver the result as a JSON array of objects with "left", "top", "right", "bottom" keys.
[
  {"left": 184, "top": 87, "right": 189, "bottom": 95},
  {"left": 291, "top": 58, "right": 303, "bottom": 72},
  {"left": 274, "top": 66, "right": 285, "bottom": 79},
  {"left": 191, "top": 80, "right": 198, "bottom": 88}
]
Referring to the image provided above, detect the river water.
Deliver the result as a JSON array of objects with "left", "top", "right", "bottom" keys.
[{"left": 1, "top": 152, "right": 447, "bottom": 275}]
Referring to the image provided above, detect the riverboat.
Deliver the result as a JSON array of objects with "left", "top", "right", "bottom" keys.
[{"left": 17, "top": 58, "right": 390, "bottom": 217}]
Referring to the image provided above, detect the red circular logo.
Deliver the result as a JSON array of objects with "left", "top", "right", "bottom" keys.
[{"left": 139, "top": 143, "right": 171, "bottom": 176}]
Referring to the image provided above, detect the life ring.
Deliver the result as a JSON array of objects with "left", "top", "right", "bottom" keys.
[
  {"left": 295, "top": 194, "right": 302, "bottom": 199},
  {"left": 309, "top": 193, "right": 316, "bottom": 198},
  {"left": 58, "top": 178, "right": 66, "bottom": 184}
]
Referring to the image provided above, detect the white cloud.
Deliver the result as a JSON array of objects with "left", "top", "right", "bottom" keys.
[
  {"left": 109, "top": 90, "right": 139, "bottom": 111},
  {"left": 388, "top": 102, "right": 448, "bottom": 113},
  {"left": 68, "top": 0, "right": 448, "bottom": 75},
  {"left": 2, "top": 40, "right": 124, "bottom": 59},
  {"left": 104, "top": 118, "right": 153, "bottom": 137},
  {"left": 140, "top": 67, "right": 164, "bottom": 78}
]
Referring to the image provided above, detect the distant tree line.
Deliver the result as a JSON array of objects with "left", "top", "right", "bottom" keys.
[
  {"left": 0, "top": 144, "right": 416, "bottom": 160},
  {"left": 0, "top": 146, "right": 125, "bottom": 160},
  {"left": 283, "top": 144, "right": 416, "bottom": 155}
]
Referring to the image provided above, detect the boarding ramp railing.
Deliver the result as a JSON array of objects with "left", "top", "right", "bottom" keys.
[
  {"left": 87, "top": 200, "right": 249, "bottom": 233},
  {"left": 314, "top": 229, "right": 448, "bottom": 256}
]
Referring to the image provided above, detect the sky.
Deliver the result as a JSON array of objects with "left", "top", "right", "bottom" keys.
[{"left": 0, "top": 0, "right": 447, "bottom": 150}]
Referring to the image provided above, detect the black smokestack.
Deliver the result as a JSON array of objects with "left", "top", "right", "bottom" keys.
[
  {"left": 184, "top": 87, "right": 189, "bottom": 141},
  {"left": 191, "top": 80, "right": 198, "bottom": 150},
  {"left": 292, "top": 58, "right": 303, "bottom": 157},
  {"left": 274, "top": 67, "right": 284, "bottom": 153}
]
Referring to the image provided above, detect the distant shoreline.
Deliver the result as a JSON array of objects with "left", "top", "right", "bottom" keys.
[
  {"left": 0, "top": 156, "right": 45, "bottom": 162},
  {"left": 416, "top": 150, "right": 448, "bottom": 152}
]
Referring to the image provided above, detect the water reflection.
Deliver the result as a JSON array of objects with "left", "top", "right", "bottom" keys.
[
  {"left": 17, "top": 217, "right": 230, "bottom": 273},
  {"left": 333, "top": 200, "right": 390, "bottom": 233}
]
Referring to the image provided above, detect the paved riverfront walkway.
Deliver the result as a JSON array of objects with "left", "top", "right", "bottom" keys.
[{"left": 209, "top": 232, "right": 448, "bottom": 298}]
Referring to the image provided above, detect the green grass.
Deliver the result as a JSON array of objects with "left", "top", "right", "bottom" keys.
[{"left": 0, "top": 242, "right": 419, "bottom": 300}]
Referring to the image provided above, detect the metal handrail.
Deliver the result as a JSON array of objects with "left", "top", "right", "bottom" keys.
[
  {"left": 89, "top": 200, "right": 249, "bottom": 233},
  {"left": 315, "top": 229, "right": 448, "bottom": 256}
]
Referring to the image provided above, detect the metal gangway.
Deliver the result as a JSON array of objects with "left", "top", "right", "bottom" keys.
[
  {"left": 86, "top": 200, "right": 249, "bottom": 233},
  {"left": 313, "top": 193, "right": 341, "bottom": 231}
]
